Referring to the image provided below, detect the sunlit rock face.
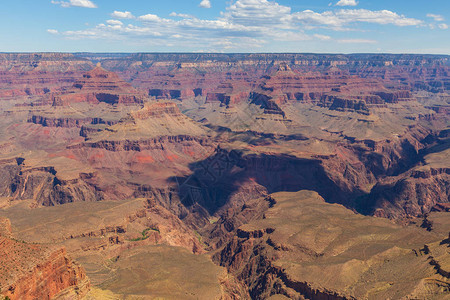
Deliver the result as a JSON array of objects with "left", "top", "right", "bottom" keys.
[{"left": 0, "top": 52, "right": 448, "bottom": 299}]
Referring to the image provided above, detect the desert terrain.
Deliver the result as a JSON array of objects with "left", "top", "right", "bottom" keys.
[{"left": 0, "top": 53, "right": 448, "bottom": 299}]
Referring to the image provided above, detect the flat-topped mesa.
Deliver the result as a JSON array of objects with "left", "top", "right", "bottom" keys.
[
  {"left": 52, "top": 65, "right": 146, "bottom": 106},
  {"left": 130, "top": 102, "right": 181, "bottom": 120},
  {"left": 257, "top": 64, "right": 383, "bottom": 104},
  {"left": 81, "top": 101, "right": 208, "bottom": 144},
  {"left": 251, "top": 63, "right": 421, "bottom": 115},
  {"left": 373, "top": 90, "right": 414, "bottom": 103},
  {"left": 276, "top": 62, "right": 296, "bottom": 74},
  {"left": 0, "top": 53, "right": 93, "bottom": 99},
  {"left": 205, "top": 82, "right": 251, "bottom": 107}
]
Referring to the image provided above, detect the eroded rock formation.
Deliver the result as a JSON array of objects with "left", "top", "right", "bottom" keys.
[{"left": 0, "top": 218, "right": 90, "bottom": 299}]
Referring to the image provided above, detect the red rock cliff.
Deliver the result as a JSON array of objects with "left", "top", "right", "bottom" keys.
[{"left": 0, "top": 218, "right": 90, "bottom": 300}]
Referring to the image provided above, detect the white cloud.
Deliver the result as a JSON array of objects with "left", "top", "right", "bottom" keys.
[
  {"left": 138, "top": 14, "right": 161, "bottom": 22},
  {"left": 47, "top": 29, "right": 59, "bottom": 34},
  {"left": 111, "top": 11, "right": 135, "bottom": 19},
  {"left": 224, "top": 0, "right": 293, "bottom": 28},
  {"left": 337, "top": 9, "right": 422, "bottom": 26},
  {"left": 438, "top": 23, "right": 448, "bottom": 29},
  {"left": 314, "top": 34, "right": 331, "bottom": 40},
  {"left": 427, "top": 14, "right": 444, "bottom": 22},
  {"left": 294, "top": 9, "right": 423, "bottom": 28},
  {"left": 49, "top": 0, "right": 428, "bottom": 51},
  {"left": 199, "top": 0, "right": 211, "bottom": 8},
  {"left": 170, "top": 12, "right": 194, "bottom": 19},
  {"left": 51, "top": 0, "right": 97, "bottom": 8},
  {"left": 338, "top": 38, "right": 377, "bottom": 43},
  {"left": 106, "top": 20, "right": 123, "bottom": 26},
  {"left": 336, "top": 0, "right": 358, "bottom": 6}
]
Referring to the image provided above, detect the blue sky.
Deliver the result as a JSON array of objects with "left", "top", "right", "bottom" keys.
[{"left": 0, "top": 0, "right": 449, "bottom": 53}]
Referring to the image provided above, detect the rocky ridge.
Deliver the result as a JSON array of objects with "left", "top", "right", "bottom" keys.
[{"left": 0, "top": 217, "right": 90, "bottom": 300}]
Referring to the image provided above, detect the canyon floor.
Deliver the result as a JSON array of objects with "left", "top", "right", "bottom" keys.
[{"left": 0, "top": 53, "right": 449, "bottom": 299}]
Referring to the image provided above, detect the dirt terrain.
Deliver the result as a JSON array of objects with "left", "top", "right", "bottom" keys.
[{"left": 0, "top": 53, "right": 448, "bottom": 299}]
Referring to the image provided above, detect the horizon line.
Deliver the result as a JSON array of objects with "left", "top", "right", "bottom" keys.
[{"left": 1, "top": 51, "right": 449, "bottom": 56}]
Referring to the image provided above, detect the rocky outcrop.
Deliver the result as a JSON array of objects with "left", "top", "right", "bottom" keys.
[
  {"left": 51, "top": 65, "right": 146, "bottom": 106},
  {"left": 368, "top": 167, "right": 450, "bottom": 218},
  {"left": 0, "top": 218, "right": 90, "bottom": 300},
  {"left": 29, "top": 115, "right": 120, "bottom": 130},
  {"left": 0, "top": 159, "right": 103, "bottom": 207},
  {"left": 130, "top": 102, "right": 180, "bottom": 119},
  {"left": 28, "top": 115, "right": 94, "bottom": 128},
  {"left": 0, "top": 53, "right": 93, "bottom": 99},
  {"left": 214, "top": 191, "right": 449, "bottom": 299},
  {"left": 319, "top": 95, "right": 370, "bottom": 114},
  {"left": 79, "top": 135, "right": 211, "bottom": 152},
  {"left": 250, "top": 92, "right": 286, "bottom": 117},
  {"left": 373, "top": 90, "right": 414, "bottom": 103},
  {"left": 173, "top": 124, "right": 432, "bottom": 223}
]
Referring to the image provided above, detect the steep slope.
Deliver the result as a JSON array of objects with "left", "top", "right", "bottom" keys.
[
  {"left": 0, "top": 53, "right": 93, "bottom": 99},
  {"left": 365, "top": 136, "right": 450, "bottom": 218},
  {"left": 84, "top": 101, "right": 208, "bottom": 143},
  {"left": 215, "top": 191, "right": 449, "bottom": 299},
  {"left": 51, "top": 64, "right": 146, "bottom": 106},
  {"left": 0, "top": 218, "right": 90, "bottom": 300}
]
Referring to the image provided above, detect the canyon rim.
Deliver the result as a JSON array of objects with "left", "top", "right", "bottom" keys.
[{"left": 0, "top": 0, "right": 449, "bottom": 299}]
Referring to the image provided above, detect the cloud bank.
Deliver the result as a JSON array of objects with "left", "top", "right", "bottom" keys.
[
  {"left": 336, "top": 0, "right": 358, "bottom": 7},
  {"left": 48, "top": 0, "right": 430, "bottom": 51},
  {"left": 51, "top": 0, "right": 97, "bottom": 8}
]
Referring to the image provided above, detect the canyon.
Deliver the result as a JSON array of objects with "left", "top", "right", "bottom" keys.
[{"left": 0, "top": 53, "right": 448, "bottom": 299}]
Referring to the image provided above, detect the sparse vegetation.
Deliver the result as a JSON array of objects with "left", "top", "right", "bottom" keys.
[
  {"left": 208, "top": 217, "right": 219, "bottom": 224},
  {"left": 194, "top": 230, "right": 207, "bottom": 248},
  {"left": 129, "top": 227, "right": 159, "bottom": 242}
]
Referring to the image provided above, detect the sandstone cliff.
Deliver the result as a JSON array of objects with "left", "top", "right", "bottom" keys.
[{"left": 0, "top": 218, "right": 90, "bottom": 300}]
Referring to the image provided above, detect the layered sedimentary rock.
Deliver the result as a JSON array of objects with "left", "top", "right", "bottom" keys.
[
  {"left": 51, "top": 65, "right": 146, "bottom": 106},
  {"left": 0, "top": 52, "right": 448, "bottom": 299},
  {"left": 0, "top": 53, "right": 93, "bottom": 98},
  {"left": 215, "top": 191, "right": 450, "bottom": 299},
  {"left": 0, "top": 218, "right": 90, "bottom": 300},
  {"left": 251, "top": 64, "right": 417, "bottom": 116},
  {"left": 0, "top": 157, "right": 103, "bottom": 207},
  {"left": 80, "top": 53, "right": 450, "bottom": 100},
  {"left": 0, "top": 198, "right": 249, "bottom": 299},
  {"left": 365, "top": 136, "right": 450, "bottom": 218},
  {"left": 28, "top": 114, "right": 118, "bottom": 129},
  {"left": 83, "top": 102, "right": 210, "bottom": 143}
]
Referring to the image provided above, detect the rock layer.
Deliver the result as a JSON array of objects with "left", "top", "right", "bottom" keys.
[{"left": 0, "top": 218, "right": 90, "bottom": 300}]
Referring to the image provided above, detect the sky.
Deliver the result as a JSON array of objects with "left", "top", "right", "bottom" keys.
[{"left": 0, "top": 0, "right": 449, "bottom": 54}]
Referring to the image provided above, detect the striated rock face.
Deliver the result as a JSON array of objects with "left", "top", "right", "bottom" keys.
[
  {"left": 353, "top": 65, "right": 450, "bottom": 93},
  {"left": 51, "top": 65, "right": 146, "bottom": 106},
  {"left": 0, "top": 158, "right": 103, "bottom": 207},
  {"left": 369, "top": 167, "right": 449, "bottom": 218},
  {"left": 130, "top": 101, "right": 181, "bottom": 119},
  {"left": 373, "top": 90, "right": 414, "bottom": 103},
  {"left": 214, "top": 191, "right": 450, "bottom": 300},
  {"left": 169, "top": 123, "right": 434, "bottom": 225},
  {"left": 1, "top": 53, "right": 448, "bottom": 102},
  {"left": 80, "top": 135, "right": 211, "bottom": 152},
  {"left": 28, "top": 115, "right": 96, "bottom": 128},
  {"left": 364, "top": 134, "right": 450, "bottom": 219},
  {"left": 320, "top": 95, "right": 370, "bottom": 114},
  {"left": 0, "top": 217, "right": 90, "bottom": 300},
  {"left": 80, "top": 101, "right": 210, "bottom": 144},
  {"left": 251, "top": 64, "right": 418, "bottom": 116},
  {"left": 0, "top": 53, "right": 93, "bottom": 98}
]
